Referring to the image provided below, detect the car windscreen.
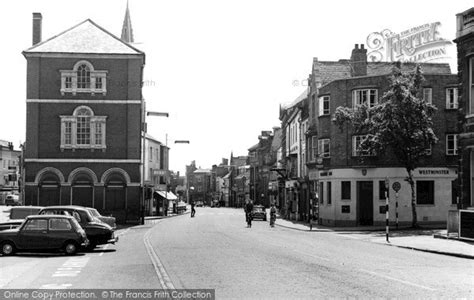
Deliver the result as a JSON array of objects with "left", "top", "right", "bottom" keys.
[
  {"left": 88, "top": 209, "right": 100, "bottom": 217},
  {"left": 253, "top": 207, "right": 264, "bottom": 212}
]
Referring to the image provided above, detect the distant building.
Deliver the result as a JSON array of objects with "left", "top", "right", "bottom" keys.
[
  {"left": 22, "top": 8, "right": 145, "bottom": 223},
  {"left": 0, "top": 141, "right": 21, "bottom": 202},
  {"left": 454, "top": 7, "right": 474, "bottom": 208},
  {"left": 143, "top": 134, "right": 169, "bottom": 216}
]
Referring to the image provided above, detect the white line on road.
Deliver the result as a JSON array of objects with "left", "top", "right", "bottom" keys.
[
  {"left": 144, "top": 229, "right": 175, "bottom": 289},
  {"left": 361, "top": 269, "right": 436, "bottom": 291}
]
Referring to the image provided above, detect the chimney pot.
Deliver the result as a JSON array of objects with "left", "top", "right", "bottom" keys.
[
  {"left": 361, "top": 44, "right": 365, "bottom": 49},
  {"left": 32, "top": 12, "right": 42, "bottom": 46},
  {"left": 354, "top": 44, "right": 359, "bottom": 49}
]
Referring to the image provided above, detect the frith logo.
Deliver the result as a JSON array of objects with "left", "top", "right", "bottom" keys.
[{"left": 366, "top": 22, "right": 452, "bottom": 63}]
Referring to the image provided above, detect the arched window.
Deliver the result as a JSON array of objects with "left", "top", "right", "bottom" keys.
[
  {"left": 60, "top": 106, "right": 107, "bottom": 151},
  {"left": 76, "top": 107, "right": 92, "bottom": 145},
  {"left": 60, "top": 60, "right": 107, "bottom": 96},
  {"left": 77, "top": 64, "right": 91, "bottom": 89}
]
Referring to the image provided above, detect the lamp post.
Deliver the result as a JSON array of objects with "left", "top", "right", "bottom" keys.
[{"left": 141, "top": 109, "right": 169, "bottom": 225}]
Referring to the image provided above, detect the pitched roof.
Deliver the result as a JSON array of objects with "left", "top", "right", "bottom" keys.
[
  {"left": 281, "top": 89, "right": 308, "bottom": 110},
  {"left": 313, "top": 60, "right": 452, "bottom": 87},
  {"left": 24, "top": 19, "right": 143, "bottom": 55}
]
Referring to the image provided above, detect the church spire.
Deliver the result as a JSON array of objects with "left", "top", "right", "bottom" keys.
[{"left": 121, "top": 0, "right": 134, "bottom": 43}]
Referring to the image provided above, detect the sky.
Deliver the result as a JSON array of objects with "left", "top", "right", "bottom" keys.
[{"left": 0, "top": 0, "right": 472, "bottom": 174}]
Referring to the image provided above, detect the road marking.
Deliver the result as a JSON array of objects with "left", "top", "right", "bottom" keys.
[
  {"left": 293, "top": 249, "right": 331, "bottom": 261},
  {"left": 361, "top": 269, "right": 436, "bottom": 291},
  {"left": 40, "top": 283, "right": 72, "bottom": 289},
  {"left": 52, "top": 257, "right": 89, "bottom": 277},
  {"left": 144, "top": 229, "right": 175, "bottom": 289}
]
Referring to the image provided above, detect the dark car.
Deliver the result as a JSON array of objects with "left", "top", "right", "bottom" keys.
[
  {"left": 38, "top": 206, "right": 118, "bottom": 250},
  {"left": 86, "top": 208, "right": 116, "bottom": 229},
  {"left": 252, "top": 205, "right": 267, "bottom": 221},
  {"left": 0, "top": 206, "right": 44, "bottom": 231},
  {"left": 0, "top": 215, "right": 89, "bottom": 256}
]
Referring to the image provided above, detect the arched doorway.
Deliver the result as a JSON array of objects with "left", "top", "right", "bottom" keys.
[
  {"left": 104, "top": 173, "right": 126, "bottom": 212},
  {"left": 39, "top": 172, "right": 61, "bottom": 206},
  {"left": 71, "top": 172, "right": 94, "bottom": 207}
]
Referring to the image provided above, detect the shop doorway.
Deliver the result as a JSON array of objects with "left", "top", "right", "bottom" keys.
[{"left": 357, "top": 181, "right": 373, "bottom": 225}]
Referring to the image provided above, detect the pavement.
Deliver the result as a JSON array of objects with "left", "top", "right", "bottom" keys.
[{"left": 274, "top": 216, "right": 474, "bottom": 260}]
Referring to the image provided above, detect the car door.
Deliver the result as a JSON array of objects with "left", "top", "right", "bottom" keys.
[
  {"left": 48, "top": 218, "right": 75, "bottom": 249},
  {"left": 17, "top": 219, "right": 49, "bottom": 250}
]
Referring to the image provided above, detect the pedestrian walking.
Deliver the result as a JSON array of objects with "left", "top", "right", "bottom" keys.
[
  {"left": 191, "top": 201, "right": 196, "bottom": 218},
  {"left": 269, "top": 203, "right": 276, "bottom": 227},
  {"left": 244, "top": 198, "right": 254, "bottom": 228}
]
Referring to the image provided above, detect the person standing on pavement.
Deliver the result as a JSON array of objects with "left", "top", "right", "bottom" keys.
[
  {"left": 191, "top": 200, "right": 196, "bottom": 218},
  {"left": 244, "top": 198, "right": 254, "bottom": 228},
  {"left": 269, "top": 202, "right": 276, "bottom": 227}
]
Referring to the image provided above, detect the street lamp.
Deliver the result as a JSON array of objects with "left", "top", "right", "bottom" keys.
[{"left": 141, "top": 109, "right": 169, "bottom": 225}]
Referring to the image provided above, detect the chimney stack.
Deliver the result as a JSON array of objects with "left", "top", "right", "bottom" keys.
[
  {"left": 32, "top": 12, "right": 42, "bottom": 46},
  {"left": 350, "top": 43, "right": 367, "bottom": 77}
]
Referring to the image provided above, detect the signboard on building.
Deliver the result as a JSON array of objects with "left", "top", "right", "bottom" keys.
[
  {"left": 308, "top": 170, "right": 318, "bottom": 181},
  {"left": 153, "top": 169, "right": 169, "bottom": 176}
]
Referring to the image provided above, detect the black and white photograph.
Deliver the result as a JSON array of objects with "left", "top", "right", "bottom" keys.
[{"left": 0, "top": 0, "right": 473, "bottom": 299}]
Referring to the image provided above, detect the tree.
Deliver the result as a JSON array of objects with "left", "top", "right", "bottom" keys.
[{"left": 333, "top": 64, "right": 437, "bottom": 228}]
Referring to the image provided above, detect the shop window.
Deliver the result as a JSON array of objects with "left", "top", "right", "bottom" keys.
[
  {"left": 319, "top": 182, "right": 324, "bottom": 204},
  {"left": 341, "top": 181, "right": 351, "bottom": 200},
  {"left": 327, "top": 182, "right": 332, "bottom": 204},
  {"left": 451, "top": 180, "right": 458, "bottom": 205},
  {"left": 379, "top": 180, "right": 389, "bottom": 200},
  {"left": 416, "top": 180, "right": 434, "bottom": 205}
]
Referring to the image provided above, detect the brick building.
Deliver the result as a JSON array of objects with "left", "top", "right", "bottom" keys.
[
  {"left": 455, "top": 7, "right": 474, "bottom": 208},
  {"left": 307, "top": 44, "right": 458, "bottom": 226},
  {"left": 22, "top": 11, "right": 145, "bottom": 223}
]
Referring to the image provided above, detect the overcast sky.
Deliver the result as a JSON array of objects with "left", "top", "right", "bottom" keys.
[{"left": 0, "top": 0, "right": 471, "bottom": 174}]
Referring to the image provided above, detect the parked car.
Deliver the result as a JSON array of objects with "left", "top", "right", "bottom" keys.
[
  {"left": 195, "top": 201, "right": 204, "bottom": 207},
  {"left": 0, "top": 206, "right": 44, "bottom": 231},
  {"left": 5, "top": 194, "right": 21, "bottom": 206},
  {"left": 0, "top": 215, "right": 89, "bottom": 256},
  {"left": 38, "top": 206, "right": 118, "bottom": 250},
  {"left": 251, "top": 205, "right": 267, "bottom": 221},
  {"left": 86, "top": 208, "right": 116, "bottom": 229}
]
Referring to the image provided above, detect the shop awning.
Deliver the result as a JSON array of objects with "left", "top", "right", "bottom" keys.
[{"left": 154, "top": 191, "right": 178, "bottom": 200}]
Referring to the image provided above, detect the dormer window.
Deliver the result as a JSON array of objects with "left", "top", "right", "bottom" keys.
[{"left": 60, "top": 60, "right": 107, "bottom": 96}]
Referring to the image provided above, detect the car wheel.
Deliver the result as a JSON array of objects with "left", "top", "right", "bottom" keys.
[
  {"left": 263, "top": 217, "right": 267, "bottom": 221},
  {"left": 1, "top": 241, "right": 15, "bottom": 256},
  {"left": 64, "top": 242, "right": 78, "bottom": 255}
]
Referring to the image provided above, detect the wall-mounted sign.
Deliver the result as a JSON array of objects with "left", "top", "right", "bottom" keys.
[
  {"left": 392, "top": 182, "right": 401, "bottom": 192},
  {"left": 417, "top": 169, "right": 450, "bottom": 176}
]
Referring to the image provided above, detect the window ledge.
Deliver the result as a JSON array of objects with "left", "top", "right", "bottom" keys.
[{"left": 61, "top": 88, "right": 107, "bottom": 96}]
